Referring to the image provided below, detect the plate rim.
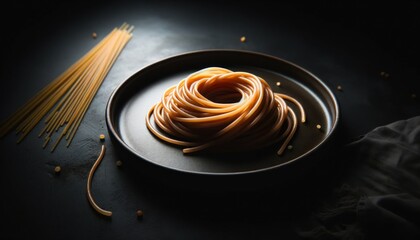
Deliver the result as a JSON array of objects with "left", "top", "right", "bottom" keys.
[{"left": 105, "top": 49, "right": 340, "bottom": 176}]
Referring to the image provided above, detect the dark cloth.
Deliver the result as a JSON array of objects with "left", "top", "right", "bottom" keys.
[{"left": 296, "top": 116, "right": 420, "bottom": 239}]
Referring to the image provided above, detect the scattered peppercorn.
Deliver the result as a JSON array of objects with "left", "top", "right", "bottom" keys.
[
  {"left": 54, "top": 166, "right": 61, "bottom": 174},
  {"left": 136, "top": 209, "right": 144, "bottom": 219},
  {"left": 116, "top": 160, "right": 123, "bottom": 167},
  {"left": 380, "top": 71, "right": 389, "bottom": 79}
]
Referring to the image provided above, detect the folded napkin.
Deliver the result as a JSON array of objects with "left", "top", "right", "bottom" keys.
[{"left": 297, "top": 116, "right": 420, "bottom": 239}]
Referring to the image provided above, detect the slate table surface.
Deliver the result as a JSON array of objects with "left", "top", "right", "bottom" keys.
[{"left": 1, "top": 1, "right": 419, "bottom": 239}]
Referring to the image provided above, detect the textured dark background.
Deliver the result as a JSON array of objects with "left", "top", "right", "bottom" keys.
[{"left": 1, "top": 1, "right": 419, "bottom": 239}]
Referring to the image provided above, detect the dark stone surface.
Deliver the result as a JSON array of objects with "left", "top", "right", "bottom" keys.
[{"left": 1, "top": 1, "right": 419, "bottom": 239}]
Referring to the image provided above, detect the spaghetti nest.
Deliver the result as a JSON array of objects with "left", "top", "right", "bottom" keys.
[{"left": 146, "top": 67, "right": 305, "bottom": 155}]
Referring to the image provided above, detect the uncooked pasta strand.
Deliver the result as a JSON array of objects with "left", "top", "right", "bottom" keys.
[
  {"left": 0, "top": 24, "right": 134, "bottom": 151},
  {"left": 66, "top": 28, "right": 132, "bottom": 147},
  {"left": 0, "top": 28, "right": 118, "bottom": 137}
]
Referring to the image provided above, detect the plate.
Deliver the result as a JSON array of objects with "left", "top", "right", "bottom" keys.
[{"left": 106, "top": 49, "right": 339, "bottom": 178}]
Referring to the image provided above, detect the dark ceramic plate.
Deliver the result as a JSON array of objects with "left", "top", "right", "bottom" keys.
[{"left": 106, "top": 50, "right": 339, "bottom": 176}]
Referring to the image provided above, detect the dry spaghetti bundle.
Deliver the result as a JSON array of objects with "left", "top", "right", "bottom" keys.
[
  {"left": 0, "top": 23, "right": 134, "bottom": 151},
  {"left": 146, "top": 67, "right": 305, "bottom": 155}
]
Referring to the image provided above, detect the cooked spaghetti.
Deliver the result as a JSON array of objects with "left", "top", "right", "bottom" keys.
[
  {"left": 0, "top": 23, "right": 134, "bottom": 151},
  {"left": 146, "top": 67, "right": 305, "bottom": 155},
  {"left": 87, "top": 145, "right": 112, "bottom": 217}
]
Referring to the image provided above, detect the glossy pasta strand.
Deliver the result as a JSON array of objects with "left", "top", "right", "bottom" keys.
[
  {"left": 146, "top": 67, "right": 305, "bottom": 155},
  {"left": 86, "top": 145, "right": 112, "bottom": 217}
]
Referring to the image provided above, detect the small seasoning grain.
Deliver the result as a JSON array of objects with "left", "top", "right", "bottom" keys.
[
  {"left": 287, "top": 145, "right": 293, "bottom": 150},
  {"left": 99, "top": 134, "right": 105, "bottom": 141},
  {"left": 54, "top": 165, "right": 61, "bottom": 174},
  {"left": 116, "top": 160, "right": 123, "bottom": 167},
  {"left": 92, "top": 32, "right": 97, "bottom": 39},
  {"left": 240, "top": 36, "right": 246, "bottom": 42},
  {"left": 337, "top": 85, "right": 342, "bottom": 91},
  {"left": 316, "top": 124, "right": 322, "bottom": 130},
  {"left": 136, "top": 209, "right": 144, "bottom": 219},
  {"left": 380, "top": 71, "right": 389, "bottom": 79},
  {"left": 276, "top": 82, "right": 281, "bottom": 87}
]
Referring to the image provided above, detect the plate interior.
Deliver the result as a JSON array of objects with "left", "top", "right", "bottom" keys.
[{"left": 107, "top": 51, "right": 338, "bottom": 175}]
